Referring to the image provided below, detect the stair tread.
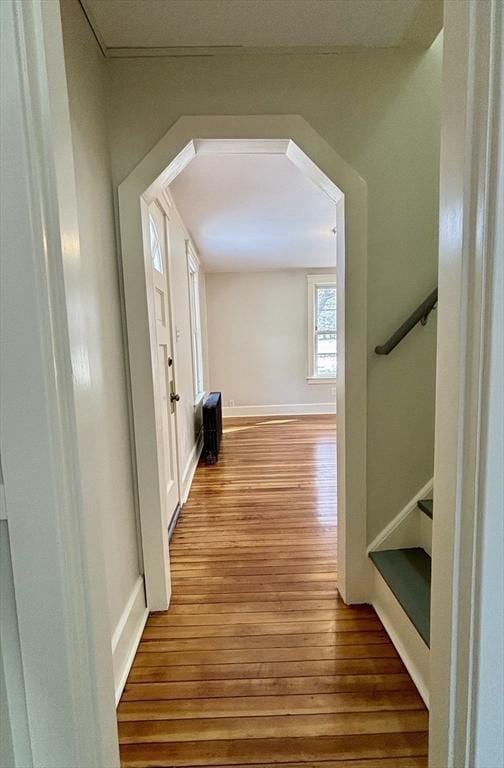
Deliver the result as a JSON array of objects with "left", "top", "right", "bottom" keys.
[
  {"left": 418, "top": 499, "right": 433, "bottom": 519},
  {"left": 369, "top": 548, "right": 431, "bottom": 646}
]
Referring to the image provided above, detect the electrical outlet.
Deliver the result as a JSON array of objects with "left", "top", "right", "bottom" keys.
[
  {"left": 229, "top": 399, "right": 235, "bottom": 407},
  {"left": 331, "top": 386, "right": 337, "bottom": 397}
]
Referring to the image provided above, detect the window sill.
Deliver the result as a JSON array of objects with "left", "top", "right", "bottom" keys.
[{"left": 306, "top": 377, "right": 336, "bottom": 385}]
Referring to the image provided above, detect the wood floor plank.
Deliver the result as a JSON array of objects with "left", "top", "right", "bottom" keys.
[
  {"left": 178, "top": 760, "right": 428, "bottom": 768},
  {"left": 170, "top": 590, "right": 341, "bottom": 603},
  {"left": 128, "top": 658, "right": 405, "bottom": 683},
  {"left": 142, "top": 618, "right": 381, "bottom": 640},
  {"left": 132, "top": 644, "right": 398, "bottom": 667},
  {"left": 119, "top": 710, "right": 428, "bottom": 744},
  {"left": 147, "top": 608, "right": 375, "bottom": 626},
  {"left": 163, "top": 598, "right": 359, "bottom": 613},
  {"left": 120, "top": 732, "right": 428, "bottom": 767},
  {"left": 135, "top": 630, "right": 391, "bottom": 653},
  {"left": 118, "top": 690, "right": 424, "bottom": 721},
  {"left": 118, "top": 415, "right": 428, "bottom": 767},
  {"left": 121, "top": 673, "right": 418, "bottom": 702}
]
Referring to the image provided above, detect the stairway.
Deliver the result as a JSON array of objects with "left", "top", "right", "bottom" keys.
[
  {"left": 369, "top": 547, "right": 431, "bottom": 645},
  {"left": 368, "top": 495, "right": 433, "bottom": 705},
  {"left": 417, "top": 498, "right": 433, "bottom": 519}
]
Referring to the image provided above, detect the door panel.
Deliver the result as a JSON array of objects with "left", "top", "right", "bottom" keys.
[{"left": 148, "top": 202, "right": 180, "bottom": 528}]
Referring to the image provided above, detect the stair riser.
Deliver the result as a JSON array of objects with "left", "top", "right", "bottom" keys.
[{"left": 371, "top": 568, "right": 430, "bottom": 708}]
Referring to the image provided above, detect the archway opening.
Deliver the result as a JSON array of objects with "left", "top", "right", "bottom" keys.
[{"left": 118, "top": 117, "right": 367, "bottom": 612}]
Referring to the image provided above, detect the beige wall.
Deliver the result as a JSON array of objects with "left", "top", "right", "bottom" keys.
[
  {"left": 206, "top": 270, "right": 336, "bottom": 408},
  {"left": 60, "top": 0, "right": 140, "bottom": 631},
  {"left": 106, "top": 40, "right": 442, "bottom": 540}
]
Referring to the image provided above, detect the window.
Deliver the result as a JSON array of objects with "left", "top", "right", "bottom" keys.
[
  {"left": 148, "top": 212, "right": 163, "bottom": 273},
  {"left": 187, "top": 244, "right": 204, "bottom": 402},
  {"left": 307, "top": 275, "right": 337, "bottom": 380}
]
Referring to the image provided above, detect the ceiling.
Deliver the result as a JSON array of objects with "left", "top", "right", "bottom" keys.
[
  {"left": 82, "top": 0, "right": 442, "bottom": 54},
  {"left": 169, "top": 153, "right": 336, "bottom": 272}
]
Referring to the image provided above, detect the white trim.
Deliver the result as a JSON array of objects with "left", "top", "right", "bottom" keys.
[
  {"left": 306, "top": 377, "right": 336, "bottom": 385},
  {"left": 111, "top": 577, "right": 148, "bottom": 705},
  {"left": 110, "top": 577, "right": 145, "bottom": 652},
  {"left": 194, "top": 138, "right": 290, "bottom": 155},
  {"left": 118, "top": 117, "right": 368, "bottom": 606},
  {"left": 371, "top": 567, "right": 430, "bottom": 708},
  {"left": 288, "top": 140, "right": 344, "bottom": 205},
  {"left": 0, "top": 1, "right": 119, "bottom": 763},
  {"left": 367, "top": 478, "right": 433, "bottom": 554},
  {"left": 430, "top": 3, "right": 504, "bottom": 767},
  {"left": 307, "top": 275, "right": 337, "bottom": 283},
  {"left": 223, "top": 403, "right": 336, "bottom": 418},
  {"left": 181, "top": 430, "right": 204, "bottom": 503},
  {"left": 145, "top": 141, "right": 196, "bottom": 200},
  {"left": 307, "top": 274, "right": 337, "bottom": 381},
  {"left": 186, "top": 240, "right": 200, "bottom": 272}
]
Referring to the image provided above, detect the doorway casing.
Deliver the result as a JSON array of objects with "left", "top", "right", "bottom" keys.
[{"left": 118, "top": 115, "right": 368, "bottom": 609}]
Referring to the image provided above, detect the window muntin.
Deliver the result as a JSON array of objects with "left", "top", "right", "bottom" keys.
[
  {"left": 314, "top": 285, "right": 336, "bottom": 377},
  {"left": 307, "top": 276, "right": 337, "bottom": 380},
  {"left": 149, "top": 213, "right": 164, "bottom": 273}
]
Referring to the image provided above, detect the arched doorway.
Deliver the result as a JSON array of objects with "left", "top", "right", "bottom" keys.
[{"left": 118, "top": 115, "right": 368, "bottom": 610}]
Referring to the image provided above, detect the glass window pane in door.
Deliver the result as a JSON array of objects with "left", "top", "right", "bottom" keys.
[{"left": 149, "top": 214, "right": 164, "bottom": 273}]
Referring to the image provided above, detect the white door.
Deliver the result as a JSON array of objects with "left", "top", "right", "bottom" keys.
[{"left": 147, "top": 201, "right": 181, "bottom": 529}]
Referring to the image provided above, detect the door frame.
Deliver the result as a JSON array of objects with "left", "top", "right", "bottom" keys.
[
  {"left": 429, "top": 1, "right": 504, "bottom": 765},
  {"left": 0, "top": 0, "right": 119, "bottom": 764},
  {"left": 118, "top": 119, "right": 369, "bottom": 610}
]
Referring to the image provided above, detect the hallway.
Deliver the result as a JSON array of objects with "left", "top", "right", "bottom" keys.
[{"left": 118, "top": 416, "right": 428, "bottom": 767}]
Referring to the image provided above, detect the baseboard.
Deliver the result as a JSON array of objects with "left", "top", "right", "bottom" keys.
[
  {"left": 111, "top": 576, "right": 148, "bottom": 705},
  {"left": 367, "top": 478, "right": 434, "bottom": 554},
  {"left": 372, "top": 567, "right": 430, "bottom": 708},
  {"left": 222, "top": 403, "right": 336, "bottom": 418},
  {"left": 168, "top": 503, "right": 182, "bottom": 540},
  {"left": 181, "top": 429, "right": 204, "bottom": 503}
]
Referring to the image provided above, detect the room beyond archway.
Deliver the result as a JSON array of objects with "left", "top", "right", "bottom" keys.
[{"left": 118, "top": 118, "right": 367, "bottom": 615}]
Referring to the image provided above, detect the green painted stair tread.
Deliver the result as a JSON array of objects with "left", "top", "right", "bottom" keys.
[
  {"left": 369, "top": 548, "right": 431, "bottom": 646},
  {"left": 418, "top": 499, "right": 433, "bottom": 519}
]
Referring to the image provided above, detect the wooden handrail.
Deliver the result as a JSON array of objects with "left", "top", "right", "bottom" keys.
[{"left": 375, "top": 288, "right": 438, "bottom": 355}]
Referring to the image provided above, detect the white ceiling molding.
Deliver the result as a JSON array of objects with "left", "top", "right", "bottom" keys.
[
  {"left": 79, "top": 0, "right": 443, "bottom": 57},
  {"left": 194, "top": 139, "right": 290, "bottom": 156},
  {"left": 148, "top": 140, "right": 196, "bottom": 197},
  {"left": 287, "top": 141, "right": 344, "bottom": 205}
]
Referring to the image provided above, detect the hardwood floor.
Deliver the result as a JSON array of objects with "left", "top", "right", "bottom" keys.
[{"left": 118, "top": 415, "right": 428, "bottom": 767}]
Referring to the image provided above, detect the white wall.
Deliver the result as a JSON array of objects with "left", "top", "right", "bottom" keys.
[
  {"left": 60, "top": 0, "right": 140, "bottom": 643},
  {"left": 206, "top": 269, "right": 335, "bottom": 411},
  {"left": 106, "top": 39, "right": 442, "bottom": 541},
  {"left": 0, "top": 6, "right": 33, "bottom": 762}
]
